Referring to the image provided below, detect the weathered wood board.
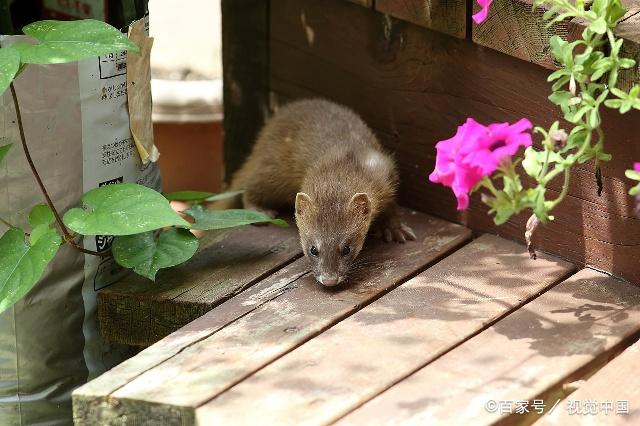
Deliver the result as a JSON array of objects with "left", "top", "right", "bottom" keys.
[
  {"left": 73, "top": 209, "right": 471, "bottom": 425},
  {"left": 471, "top": 0, "right": 584, "bottom": 69},
  {"left": 538, "top": 340, "right": 640, "bottom": 425},
  {"left": 194, "top": 234, "right": 575, "bottom": 425},
  {"left": 617, "top": 1, "right": 640, "bottom": 91},
  {"left": 376, "top": 0, "right": 467, "bottom": 38},
  {"left": 269, "top": 0, "right": 640, "bottom": 283},
  {"left": 472, "top": 0, "right": 640, "bottom": 74},
  {"left": 336, "top": 268, "right": 640, "bottom": 425},
  {"left": 97, "top": 221, "right": 302, "bottom": 346}
]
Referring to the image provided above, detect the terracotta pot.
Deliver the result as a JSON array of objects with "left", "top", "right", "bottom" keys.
[{"left": 152, "top": 79, "right": 224, "bottom": 193}]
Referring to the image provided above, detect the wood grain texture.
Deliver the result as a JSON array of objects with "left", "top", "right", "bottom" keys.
[
  {"left": 472, "top": 0, "right": 640, "bottom": 73},
  {"left": 538, "top": 341, "right": 640, "bottom": 425},
  {"left": 195, "top": 234, "right": 575, "bottom": 425},
  {"left": 97, "top": 222, "right": 302, "bottom": 347},
  {"left": 617, "top": 1, "right": 640, "bottom": 91},
  {"left": 73, "top": 210, "right": 471, "bottom": 425},
  {"left": 269, "top": 0, "right": 640, "bottom": 283},
  {"left": 73, "top": 259, "right": 311, "bottom": 426},
  {"left": 336, "top": 269, "right": 640, "bottom": 425},
  {"left": 471, "top": 0, "right": 584, "bottom": 69},
  {"left": 376, "top": 0, "right": 467, "bottom": 38}
]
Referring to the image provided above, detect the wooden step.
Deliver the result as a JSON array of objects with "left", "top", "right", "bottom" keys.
[
  {"left": 537, "top": 340, "right": 640, "bottom": 425},
  {"left": 193, "top": 234, "right": 574, "bottom": 424},
  {"left": 73, "top": 209, "right": 470, "bottom": 425},
  {"left": 97, "top": 219, "right": 302, "bottom": 346},
  {"left": 336, "top": 269, "right": 640, "bottom": 425}
]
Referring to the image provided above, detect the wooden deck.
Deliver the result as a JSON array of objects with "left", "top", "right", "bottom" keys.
[{"left": 73, "top": 208, "right": 640, "bottom": 425}]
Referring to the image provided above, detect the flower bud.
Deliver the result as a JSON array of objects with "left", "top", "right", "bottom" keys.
[
  {"left": 550, "top": 129, "right": 568, "bottom": 150},
  {"left": 569, "top": 74, "right": 577, "bottom": 95}
]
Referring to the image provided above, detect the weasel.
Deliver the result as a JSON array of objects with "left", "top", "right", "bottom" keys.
[{"left": 226, "top": 99, "right": 416, "bottom": 286}]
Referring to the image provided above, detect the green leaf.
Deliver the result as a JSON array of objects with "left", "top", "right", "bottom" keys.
[
  {"left": 164, "top": 190, "right": 244, "bottom": 203},
  {"left": 14, "top": 19, "right": 139, "bottom": 65},
  {"left": 185, "top": 205, "right": 288, "bottom": 230},
  {"left": 63, "top": 183, "right": 190, "bottom": 236},
  {"left": 112, "top": 229, "right": 199, "bottom": 281},
  {"left": 589, "top": 17, "right": 607, "bottom": 34},
  {"left": 630, "top": 185, "right": 640, "bottom": 196},
  {"left": 626, "top": 169, "right": 640, "bottom": 181},
  {"left": 0, "top": 48, "right": 20, "bottom": 96},
  {"left": 29, "top": 204, "right": 55, "bottom": 228},
  {"left": 0, "top": 143, "right": 12, "bottom": 165},
  {"left": 165, "top": 191, "right": 215, "bottom": 202},
  {"left": 0, "top": 227, "right": 61, "bottom": 315}
]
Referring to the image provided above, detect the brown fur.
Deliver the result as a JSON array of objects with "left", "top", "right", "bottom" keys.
[{"left": 223, "top": 99, "right": 415, "bottom": 286}]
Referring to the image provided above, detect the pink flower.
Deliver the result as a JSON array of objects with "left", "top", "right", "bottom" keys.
[
  {"left": 473, "top": 0, "right": 493, "bottom": 24},
  {"left": 429, "top": 118, "right": 533, "bottom": 210},
  {"left": 635, "top": 162, "right": 640, "bottom": 172}
]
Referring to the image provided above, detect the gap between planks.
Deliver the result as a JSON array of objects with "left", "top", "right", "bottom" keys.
[
  {"left": 193, "top": 234, "right": 576, "bottom": 424},
  {"left": 334, "top": 269, "right": 640, "bottom": 425},
  {"left": 73, "top": 209, "right": 471, "bottom": 424}
]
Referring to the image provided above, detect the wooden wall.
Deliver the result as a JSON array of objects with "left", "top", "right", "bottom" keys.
[{"left": 223, "top": 0, "right": 640, "bottom": 282}]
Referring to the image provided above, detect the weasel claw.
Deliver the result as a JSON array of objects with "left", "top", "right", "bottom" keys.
[{"left": 376, "top": 221, "right": 416, "bottom": 244}]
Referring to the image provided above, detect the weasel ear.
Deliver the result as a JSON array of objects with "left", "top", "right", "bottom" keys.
[
  {"left": 295, "top": 193, "right": 314, "bottom": 217},
  {"left": 348, "top": 193, "right": 371, "bottom": 220}
]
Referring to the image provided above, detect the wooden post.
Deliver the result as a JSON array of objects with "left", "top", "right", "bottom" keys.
[{"left": 221, "top": 0, "right": 270, "bottom": 180}]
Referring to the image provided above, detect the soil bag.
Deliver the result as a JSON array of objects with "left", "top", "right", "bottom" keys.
[{"left": 0, "top": 19, "right": 159, "bottom": 425}]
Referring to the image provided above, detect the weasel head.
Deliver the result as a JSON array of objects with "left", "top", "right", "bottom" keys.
[{"left": 295, "top": 192, "right": 372, "bottom": 287}]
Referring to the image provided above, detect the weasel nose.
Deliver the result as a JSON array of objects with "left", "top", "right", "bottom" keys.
[{"left": 320, "top": 276, "right": 339, "bottom": 287}]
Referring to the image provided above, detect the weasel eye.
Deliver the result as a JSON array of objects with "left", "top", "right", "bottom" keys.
[
  {"left": 341, "top": 245, "right": 351, "bottom": 256},
  {"left": 310, "top": 245, "right": 319, "bottom": 256}
]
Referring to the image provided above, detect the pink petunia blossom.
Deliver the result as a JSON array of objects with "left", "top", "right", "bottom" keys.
[
  {"left": 473, "top": 0, "right": 494, "bottom": 24},
  {"left": 429, "top": 118, "right": 532, "bottom": 210},
  {"left": 635, "top": 162, "right": 640, "bottom": 172}
]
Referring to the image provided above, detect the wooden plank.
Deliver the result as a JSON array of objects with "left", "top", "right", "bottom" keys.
[
  {"left": 336, "top": 269, "right": 640, "bottom": 425},
  {"left": 97, "top": 221, "right": 302, "bottom": 347},
  {"left": 221, "top": 0, "right": 270, "bottom": 179},
  {"left": 195, "top": 234, "right": 576, "bottom": 425},
  {"left": 73, "top": 259, "right": 310, "bottom": 425},
  {"left": 376, "top": 0, "right": 467, "bottom": 39},
  {"left": 72, "top": 210, "right": 471, "bottom": 425},
  {"left": 269, "top": 0, "right": 640, "bottom": 283},
  {"left": 471, "top": 0, "right": 584, "bottom": 69},
  {"left": 538, "top": 340, "right": 640, "bottom": 425},
  {"left": 472, "top": 0, "right": 640, "bottom": 72},
  {"left": 617, "top": 1, "right": 640, "bottom": 91}
]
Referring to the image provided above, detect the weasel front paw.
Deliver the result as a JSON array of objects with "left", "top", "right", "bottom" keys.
[{"left": 374, "top": 217, "right": 417, "bottom": 243}]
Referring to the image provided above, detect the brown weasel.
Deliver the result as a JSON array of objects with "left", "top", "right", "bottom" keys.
[{"left": 226, "top": 99, "right": 416, "bottom": 286}]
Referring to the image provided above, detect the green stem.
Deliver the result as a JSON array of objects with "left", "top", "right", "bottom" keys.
[
  {"left": 481, "top": 177, "right": 500, "bottom": 197},
  {"left": 549, "top": 168, "right": 571, "bottom": 209},
  {"left": 0, "top": 216, "right": 15, "bottom": 229},
  {"left": 9, "top": 82, "right": 109, "bottom": 258}
]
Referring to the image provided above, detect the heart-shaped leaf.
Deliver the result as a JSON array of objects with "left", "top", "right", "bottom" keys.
[
  {"left": 0, "top": 48, "right": 20, "bottom": 96},
  {"left": 0, "top": 227, "right": 62, "bottom": 314},
  {"left": 14, "top": 19, "right": 139, "bottom": 64},
  {"left": 185, "top": 205, "right": 288, "bottom": 230},
  {"left": 63, "top": 183, "right": 190, "bottom": 236},
  {"left": 112, "top": 228, "right": 199, "bottom": 281}
]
